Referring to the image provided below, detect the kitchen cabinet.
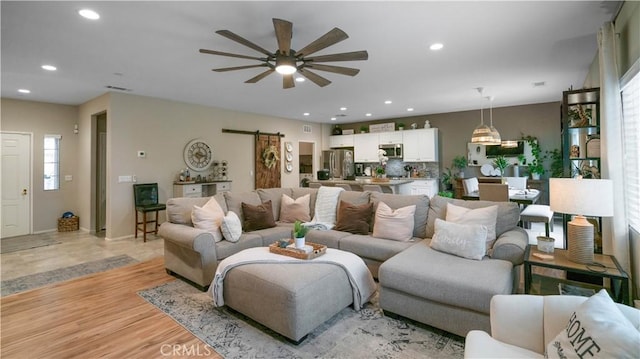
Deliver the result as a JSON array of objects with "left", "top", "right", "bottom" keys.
[
  {"left": 402, "top": 128, "right": 438, "bottom": 162},
  {"left": 399, "top": 179, "right": 439, "bottom": 197},
  {"left": 353, "top": 133, "right": 379, "bottom": 162},
  {"left": 378, "top": 131, "right": 403, "bottom": 144},
  {"left": 173, "top": 181, "right": 232, "bottom": 198},
  {"left": 329, "top": 134, "right": 354, "bottom": 148}
]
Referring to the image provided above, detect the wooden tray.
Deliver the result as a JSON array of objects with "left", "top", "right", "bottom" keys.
[
  {"left": 269, "top": 241, "right": 327, "bottom": 260},
  {"left": 371, "top": 177, "right": 390, "bottom": 182}
]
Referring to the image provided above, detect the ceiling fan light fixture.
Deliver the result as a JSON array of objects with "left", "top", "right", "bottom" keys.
[{"left": 275, "top": 56, "right": 297, "bottom": 75}]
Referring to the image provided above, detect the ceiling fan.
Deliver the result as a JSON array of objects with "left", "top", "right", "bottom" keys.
[{"left": 199, "top": 18, "right": 368, "bottom": 89}]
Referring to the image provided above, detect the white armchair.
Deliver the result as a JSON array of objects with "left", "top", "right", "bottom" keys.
[{"left": 464, "top": 294, "right": 640, "bottom": 358}]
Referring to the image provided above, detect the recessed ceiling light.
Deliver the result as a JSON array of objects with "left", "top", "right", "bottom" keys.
[
  {"left": 384, "top": 100, "right": 392, "bottom": 104},
  {"left": 407, "top": 108, "right": 414, "bottom": 112},
  {"left": 331, "top": 117, "right": 337, "bottom": 121},
  {"left": 365, "top": 113, "right": 372, "bottom": 117},
  {"left": 18, "top": 89, "right": 31, "bottom": 94},
  {"left": 295, "top": 77, "right": 305, "bottom": 83},
  {"left": 340, "top": 107, "right": 347, "bottom": 111},
  {"left": 303, "top": 112, "right": 310, "bottom": 116},
  {"left": 429, "top": 43, "right": 444, "bottom": 51},
  {"left": 41, "top": 65, "right": 57, "bottom": 71},
  {"left": 78, "top": 9, "right": 100, "bottom": 20}
]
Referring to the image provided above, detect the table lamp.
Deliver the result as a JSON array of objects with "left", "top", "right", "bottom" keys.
[{"left": 549, "top": 177, "right": 613, "bottom": 264}]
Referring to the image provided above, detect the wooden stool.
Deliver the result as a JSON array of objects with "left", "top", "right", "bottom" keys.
[{"left": 133, "top": 183, "right": 166, "bottom": 242}]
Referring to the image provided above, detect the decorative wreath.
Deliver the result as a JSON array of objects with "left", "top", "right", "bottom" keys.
[{"left": 262, "top": 145, "right": 280, "bottom": 169}]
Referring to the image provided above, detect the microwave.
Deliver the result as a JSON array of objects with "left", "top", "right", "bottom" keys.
[{"left": 379, "top": 144, "right": 403, "bottom": 158}]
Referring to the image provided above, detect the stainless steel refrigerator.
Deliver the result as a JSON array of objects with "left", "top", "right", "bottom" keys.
[{"left": 321, "top": 149, "right": 355, "bottom": 180}]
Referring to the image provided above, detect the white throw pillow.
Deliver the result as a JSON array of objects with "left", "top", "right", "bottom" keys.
[
  {"left": 221, "top": 211, "right": 242, "bottom": 243},
  {"left": 445, "top": 203, "right": 498, "bottom": 249},
  {"left": 546, "top": 289, "right": 640, "bottom": 359},
  {"left": 430, "top": 218, "right": 487, "bottom": 260},
  {"left": 372, "top": 201, "right": 416, "bottom": 241},
  {"left": 279, "top": 194, "right": 311, "bottom": 223},
  {"left": 190, "top": 197, "right": 224, "bottom": 242}
]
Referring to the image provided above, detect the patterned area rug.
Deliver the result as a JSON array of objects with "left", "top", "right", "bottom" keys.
[
  {"left": 139, "top": 280, "right": 464, "bottom": 358},
  {"left": 1, "top": 234, "right": 61, "bottom": 254},
  {"left": 1, "top": 254, "right": 137, "bottom": 296}
]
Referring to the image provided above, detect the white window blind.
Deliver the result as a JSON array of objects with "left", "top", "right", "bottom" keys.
[
  {"left": 621, "top": 69, "right": 639, "bottom": 231},
  {"left": 44, "top": 134, "right": 61, "bottom": 191}
]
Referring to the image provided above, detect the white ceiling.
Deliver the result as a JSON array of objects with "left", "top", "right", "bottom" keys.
[{"left": 1, "top": 1, "right": 620, "bottom": 124}]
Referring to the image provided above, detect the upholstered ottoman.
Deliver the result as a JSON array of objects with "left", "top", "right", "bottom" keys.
[{"left": 222, "top": 262, "right": 353, "bottom": 343}]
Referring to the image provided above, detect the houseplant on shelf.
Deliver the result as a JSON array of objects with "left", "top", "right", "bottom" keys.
[
  {"left": 397, "top": 122, "right": 405, "bottom": 131},
  {"left": 493, "top": 155, "right": 509, "bottom": 178},
  {"left": 293, "top": 220, "right": 310, "bottom": 249},
  {"left": 359, "top": 125, "right": 368, "bottom": 134},
  {"left": 452, "top": 155, "right": 467, "bottom": 178},
  {"left": 513, "top": 153, "right": 526, "bottom": 177},
  {"left": 522, "top": 135, "right": 545, "bottom": 180}
]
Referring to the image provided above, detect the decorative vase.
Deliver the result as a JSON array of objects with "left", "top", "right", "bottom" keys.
[
  {"left": 513, "top": 165, "right": 519, "bottom": 177},
  {"left": 294, "top": 237, "right": 305, "bottom": 249}
]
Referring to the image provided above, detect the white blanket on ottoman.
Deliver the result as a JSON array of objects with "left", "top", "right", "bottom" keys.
[{"left": 210, "top": 247, "right": 376, "bottom": 310}]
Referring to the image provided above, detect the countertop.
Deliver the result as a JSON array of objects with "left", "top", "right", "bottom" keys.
[{"left": 313, "top": 178, "right": 416, "bottom": 186}]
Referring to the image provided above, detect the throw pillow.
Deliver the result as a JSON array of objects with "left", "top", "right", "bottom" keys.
[
  {"left": 546, "top": 289, "right": 640, "bottom": 359},
  {"left": 190, "top": 196, "right": 225, "bottom": 242},
  {"left": 221, "top": 211, "right": 242, "bottom": 242},
  {"left": 445, "top": 203, "right": 498, "bottom": 249},
  {"left": 333, "top": 200, "right": 373, "bottom": 235},
  {"left": 279, "top": 194, "right": 311, "bottom": 223},
  {"left": 241, "top": 200, "right": 277, "bottom": 231},
  {"left": 372, "top": 201, "right": 416, "bottom": 241},
  {"left": 429, "top": 218, "right": 487, "bottom": 260}
]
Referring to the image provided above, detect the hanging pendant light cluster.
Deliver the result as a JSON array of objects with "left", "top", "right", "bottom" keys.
[{"left": 471, "top": 87, "right": 502, "bottom": 145}]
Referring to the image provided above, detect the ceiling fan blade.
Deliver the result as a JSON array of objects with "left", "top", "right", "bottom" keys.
[
  {"left": 299, "top": 68, "right": 331, "bottom": 87},
  {"left": 296, "top": 27, "right": 348, "bottom": 57},
  {"left": 215, "top": 30, "right": 273, "bottom": 56},
  {"left": 273, "top": 18, "right": 293, "bottom": 55},
  {"left": 199, "top": 49, "right": 264, "bottom": 61},
  {"left": 283, "top": 74, "right": 295, "bottom": 89},
  {"left": 305, "top": 50, "right": 369, "bottom": 63},
  {"left": 245, "top": 69, "right": 275, "bottom": 83},
  {"left": 304, "top": 63, "right": 360, "bottom": 76},
  {"left": 212, "top": 64, "right": 267, "bottom": 72}
]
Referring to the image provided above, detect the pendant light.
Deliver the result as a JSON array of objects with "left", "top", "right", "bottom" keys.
[
  {"left": 471, "top": 87, "right": 493, "bottom": 144},
  {"left": 486, "top": 96, "right": 501, "bottom": 145}
]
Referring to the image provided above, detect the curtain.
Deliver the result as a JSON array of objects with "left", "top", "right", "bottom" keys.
[{"left": 598, "top": 22, "right": 629, "bottom": 272}]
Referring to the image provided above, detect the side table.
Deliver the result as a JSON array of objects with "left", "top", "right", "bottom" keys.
[{"left": 524, "top": 245, "right": 630, "bottom": 305}]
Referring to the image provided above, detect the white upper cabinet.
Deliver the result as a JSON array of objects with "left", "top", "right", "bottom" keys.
[
  {"left": 378, "top": 131, "right": 403, "bottom": 144},
  {"left": 402, "top": 128, "right": 438, "bottom": 162},
  {"left": 354, "top": 133, "right": 380, "bottom": 162},
  {"left": 329, "top": 134, "right": 354, "bottom": 148}
]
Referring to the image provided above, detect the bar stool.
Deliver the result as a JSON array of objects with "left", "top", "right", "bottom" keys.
[
  {"left": 520, "top": 204, "right": 554, "bottom": 237},
  {"left": 335, "top": 184, "right": 352, "bottom": 191},
  {"left": 363, "top": 184, "right": 383, "bottom": 192},
  {"left": 309, "top": 183, "right": 322, "bottom": 188},
  {"left": 133, "top": 183, "right": 166, "bottom": 242}
]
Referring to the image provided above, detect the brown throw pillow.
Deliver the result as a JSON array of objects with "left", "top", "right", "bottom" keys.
[
  {"left": 333, "top": 200, "right": 373, "bottom": 235},
  {"left": 241, "top": 200, "right": 276, "bottom": 231}
]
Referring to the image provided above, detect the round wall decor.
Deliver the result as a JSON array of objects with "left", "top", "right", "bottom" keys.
[{"left": 184, "top": 138, "right": 213, "bottom": 171}]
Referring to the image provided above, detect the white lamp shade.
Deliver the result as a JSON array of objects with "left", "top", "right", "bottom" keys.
[{"left": 549, "top": 178, "right": 613, "bottom": 217}]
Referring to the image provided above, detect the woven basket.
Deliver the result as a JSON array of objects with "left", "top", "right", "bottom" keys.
[{"left": 58, "top": 216, "right": 79, "bottom": 232}]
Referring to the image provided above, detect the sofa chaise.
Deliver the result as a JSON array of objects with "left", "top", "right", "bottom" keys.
[{"left": 159, "top": 187, "right": 528, "bottom": 337}]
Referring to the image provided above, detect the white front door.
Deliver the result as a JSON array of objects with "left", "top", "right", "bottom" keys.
[{"left": 1, "top": 132, "right": 31, "bottom": 238}]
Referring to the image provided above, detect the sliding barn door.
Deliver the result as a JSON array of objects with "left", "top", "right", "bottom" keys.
[{"left": 255, "top": 134, "right": 281, "bottom": 189}]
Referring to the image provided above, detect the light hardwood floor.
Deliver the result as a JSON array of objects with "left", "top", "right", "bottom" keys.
[
  {"left": 1, "top": 232, "right": 223, "bottom": 358},
  {"left": 1, "top": 256, "right": 222, "bottom": 359}
]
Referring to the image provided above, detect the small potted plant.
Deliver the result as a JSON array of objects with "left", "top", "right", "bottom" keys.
[
  {"left": 359, "top": 125, "right": 368, "bottom": 134},
  {"left": 452, "top": 155, "right": 467, "bottom": 178},
  {"left": 397, "top": 122, "right": 405, "bottom": 131},
  {"left": 493, "top": 155, "right": 509, "bottom": 178},
  {"left": 513, "top": 154, "right": 526, "bottom": 177},
  {"left": 293, "top": 220, "right": 310, "bottom": 249}
]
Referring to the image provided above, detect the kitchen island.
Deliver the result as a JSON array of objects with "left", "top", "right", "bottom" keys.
[{"left": 309, "top": 178, "right": 414, "bottom": 194}]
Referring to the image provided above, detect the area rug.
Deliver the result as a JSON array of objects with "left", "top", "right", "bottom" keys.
[
  {"left": 1, "top": 254, "right": 137, "bottom": 296},
  {"left": 1, "top": 234, "right": 61, "bottom": 254},
  {"left": 139, "top": 280, "right": 464, "bottom": 358}
]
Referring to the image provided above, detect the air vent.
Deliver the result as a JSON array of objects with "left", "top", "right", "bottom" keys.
[
  {"left": 105, "top": 85, "right": 132, "bottom": 91},
  {"left": 302, "top": 125, "right": 312, "bottom": 134}
]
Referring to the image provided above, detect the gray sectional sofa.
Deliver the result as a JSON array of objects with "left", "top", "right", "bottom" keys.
[{"left": 159, "top": 187, "right": 528, "bottom": 337}]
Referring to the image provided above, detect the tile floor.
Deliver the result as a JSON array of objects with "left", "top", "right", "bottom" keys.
[{"left": 1, "top": 231, "right": 164, "bottom": 281}]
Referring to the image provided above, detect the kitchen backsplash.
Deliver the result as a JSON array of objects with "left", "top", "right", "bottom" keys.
[{"left": 383, "top": 159, "right": 439, "bottom": 179}]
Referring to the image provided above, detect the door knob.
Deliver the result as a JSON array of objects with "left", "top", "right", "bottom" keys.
[{"left": 22, "top": 188, "right": 27, "bottom": 195}]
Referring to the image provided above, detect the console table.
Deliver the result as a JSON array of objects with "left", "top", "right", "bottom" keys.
[{"left": 173, "top": 181, "right": 231, "bottom": 198}]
